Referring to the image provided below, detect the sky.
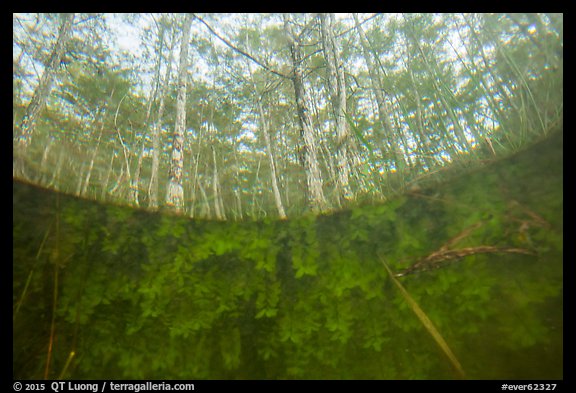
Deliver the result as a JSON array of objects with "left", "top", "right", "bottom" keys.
[{"left": 106, "top": 14, "right": 146, "bottom": 57}]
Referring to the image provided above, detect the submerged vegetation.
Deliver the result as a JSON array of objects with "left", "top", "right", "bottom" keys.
[{"left": 13, "top": 129, "right": 562, "bottom": 379}]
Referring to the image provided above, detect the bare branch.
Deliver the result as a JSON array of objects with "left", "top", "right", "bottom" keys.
[{"left": 193, "top": 14, "right": 290, "bottom": 80}]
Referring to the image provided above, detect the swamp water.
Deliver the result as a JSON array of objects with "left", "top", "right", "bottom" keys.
[{"left": 13, "top": 131, "right": 563, "bottom": 379}]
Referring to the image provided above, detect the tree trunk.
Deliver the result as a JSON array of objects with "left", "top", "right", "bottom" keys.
[
  {"left": 149, "top": 17, "right": 175, "bottom": 210},
  {"left": 37, "top": 137, "right": 53, "bottom": 184},
  {"left": 15, "top": 13, "right": 75, "bottom": 177},
  {"left": 165, "top": 13, "right": 193, "bottom": 213},
  {"left": 283, "top": 14, "right": 328, "bottom": 213},
  {"left": 75, "top": 161, "right": 86, "bottom": 196},
  {"left": 245, "top": 49, "right": 288, "bottom": 219},
  {"left": 319, "top": 13, "right": 354, "bottom": 204},
  {"left": 101, "top": 152, "right": 115, "bottom": 200},
  {"left": 353, "top": 14, "right": 403, "bottom": 172},
  {"left": 132, "top": 18, "right": 165, "bottom": 209},
  {"left": 131, "top": 146, "right": 145, "bottom": 207},
  {"left": 48, "top": 150, "right": 64, "bottom": 189},
  {"left": 211, "top": 146, "right": 226, "bottom": 220},
  {"left": 254, "top": 93, "right": 287, "bottom": 219},
  {"left": 82, "top": 87, "right": 116, "bottom": 197},
  {"left": 262, "top": 110, "right": 287, "bottom": 219},
  {"left": 17, "top": 13, "right": 74, "bottom": 147},
  {"left": 197, "top": 182, "right": 212, "bottom": 219},
  {"left": 81, "top": 121, "right": 104, "bottom": 197},
  {"left": 114, "top": 94, "right": 134, "bottom": 205}
]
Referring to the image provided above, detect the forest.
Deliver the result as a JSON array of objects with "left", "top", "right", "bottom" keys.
[{"left": 13, "top": 13, "right": 563, "bottom": 219}]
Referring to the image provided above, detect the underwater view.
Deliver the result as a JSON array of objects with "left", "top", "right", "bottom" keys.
[{"left": 13, "top": 13, "right": 562, "bottom": 380}]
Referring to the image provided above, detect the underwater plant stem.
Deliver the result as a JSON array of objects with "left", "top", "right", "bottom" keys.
[
  {"left": 45, "top": 195, "right": 61, "bottom": 380},
  {"left": 44, "top": 265, "right": 59, "bottom": 380},
  {"left": 14, "top": 270, "right": 34, "bottom": 320},
  {"left": 379, "top": 255, "right": 467, "bottom": 379},
  {"left": 57, "top": 350, "right": 75, "bottom": 380},
  {"left": 14, "top": 222, "right": 52, "bottom": 319}
]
